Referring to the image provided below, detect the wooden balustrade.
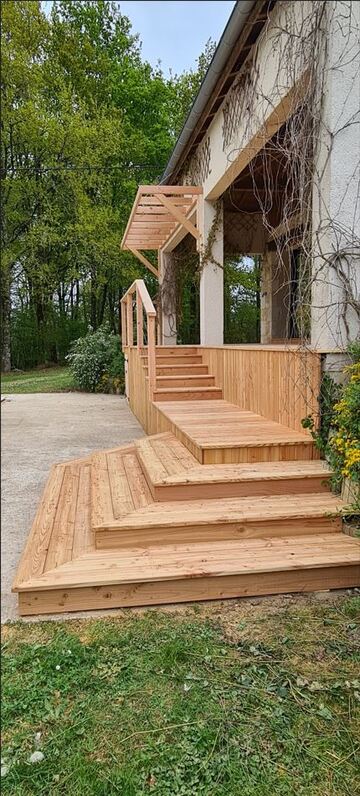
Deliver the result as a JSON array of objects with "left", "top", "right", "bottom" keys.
[{"left": 120, "top": 280, "right": 157, "bottom": 400}]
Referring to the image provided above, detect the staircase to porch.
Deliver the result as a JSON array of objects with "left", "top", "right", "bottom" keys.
[
  {"left": 13, "top": 282, "right": 360, "bottom": 615},
  {"left": 14, "top": 375, "right": 360, "bottom": 615}
]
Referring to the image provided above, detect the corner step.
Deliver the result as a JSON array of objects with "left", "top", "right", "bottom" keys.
[
  {"left": 135, "top": 434, "right": 332, "bottom": 501},
  {"left": 95, "top": 492, "right": 343, "bottom": 549},
  {"left": 153, "top": 386, "right": 223, "bottom": 402},
  {"left": 16, "top": 535, "right": 360, "bottom": 615}
]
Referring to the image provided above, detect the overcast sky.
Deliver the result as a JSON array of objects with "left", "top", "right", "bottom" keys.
[{"left": 43, "top": 1, "right": 235, "bottom": 74}]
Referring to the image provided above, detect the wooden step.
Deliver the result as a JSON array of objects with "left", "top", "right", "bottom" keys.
[
  {"left": 153, "top": 346, "right": 198, "bottom": 355},
  {"left": 142, "top": 355, "right": 203, "bottom": 365},
  {"left": 155, "top": 375, "right": 216, "bottom": 388},
  {"left": 16, "top": 534, "right": 360, "bottom": 615},
  {"left": 155, "top": 401, "right": 318, "bottom": 463},
  {"left": 95, "top": 492, "right": 344, "bottom": 549},
  {"left": 135, "top": 434, "right": 332, "bottom": 501},
  {"left": 153, "top": 386, "right": 223, "bottom": 402},
  {"left": 13, "top": 457, "right": 93, "bottom": 590},
  {"left": 91, "top": 446, "right": 152, "bottom": 530},
  {"left": 155, "top": 364, "right": 209, "bottom": 376}
]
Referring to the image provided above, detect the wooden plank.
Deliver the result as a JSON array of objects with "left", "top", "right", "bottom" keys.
[
  {"left": 122, "top": 452, "right": 152, "bottom": 509},
  {"left": 139, "top": 185, "right": 203, "bottom": 195},
  {"left": 136, "top": 290, "right": 143, "bottom": 347},
  {"left": 106, "top": 450, "right": 135, "bottom": 520},
  {"left": 139, "top": 196, "right": 194, "bottom": 206},
  {"left": 97, "top": 492, "right": 343, "bottom": 533},
  {"left": 97, "top": 516, "right": 341, "bottom": 552},
  {"left": 91, "top": 453, "right": 114, "bottom": 529},
  {"left": 72, "top": 464, "right": 93, "bottom": 557},
  {"left": 157, "top": 194, "right": 200, "bottom": 240},
  {"left": 18, "top": 565, "right": 360, "bottom": 615},
  {"left": 45, "top": 465, "right": 80, "bottom": 571},
  {"left": 13, "top": 464, "right": 65, "bottom": 588},
  {"left": 135, "top": 437, "right": 169, "bottom": 482},
  {"left": 127, "top": 248, "right": 159, "bottom": 278},
  {"left": 16, "top": 535, "right": 360, "bottom": 591}
]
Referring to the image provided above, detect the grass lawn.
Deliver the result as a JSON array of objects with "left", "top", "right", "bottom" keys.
[
  {"left": 1, "top": 594, "right": 360, "bottom": 795},
  {"left": 1, "top": 367, "right": 74, "bottom": 394}
]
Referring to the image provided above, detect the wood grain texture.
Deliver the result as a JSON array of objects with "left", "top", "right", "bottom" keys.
[
  {"left": 199, "top": 346, "right": 321, "bottom": 433},
  {"left": 18, "top": 565, "right": 360, "bottom": 615}
]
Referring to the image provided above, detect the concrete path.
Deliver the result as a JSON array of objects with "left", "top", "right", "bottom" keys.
[{"left": 1, "top": 393, "right": 144, "bottom": 621}]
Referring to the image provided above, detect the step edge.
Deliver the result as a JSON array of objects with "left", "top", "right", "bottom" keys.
[{"left": 14, "top": 549, "right": 360, "bottom": 592}]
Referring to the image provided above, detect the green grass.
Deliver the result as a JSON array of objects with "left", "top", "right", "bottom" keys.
[
  {"left": 1, "top": 367, "right": 74, "bottom": 394},
  {"left": 2, "top": 595, "right": 360, "bottom": 795}
]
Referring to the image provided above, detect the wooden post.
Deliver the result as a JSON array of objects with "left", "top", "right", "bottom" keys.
[
  {"left": 121, "top": 301, "right": 127, "bottom": 349},
  {"left": 147, "top": 315, "right": 156, "bottom": 400},
  {"left": 136, "top": 289, "right": 143, "bottom": 349},
  {"left": 127, "top": 294, "right": 133, "bottom": 347}
]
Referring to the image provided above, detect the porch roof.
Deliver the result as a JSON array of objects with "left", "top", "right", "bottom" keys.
[{"left": 121, "top": 185, "right": 202, "bottom": 276}]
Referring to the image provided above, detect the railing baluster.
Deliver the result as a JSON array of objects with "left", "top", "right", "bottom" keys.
[
  {"left": 147, "top": 315, "right": 156, "bottom": 400},
  {"left": 121, "top": 279, "right": 156, "bottom": 401},
  {"left": 127, "top": 294, "right": 133, "bottom": 347},
  {"left": 136, "top": 288, "right": 143, "bottom": 349}
]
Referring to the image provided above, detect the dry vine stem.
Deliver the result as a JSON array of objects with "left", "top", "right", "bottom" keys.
[{"left": 159, "top": 0, "right": 359, "bottom": 417}]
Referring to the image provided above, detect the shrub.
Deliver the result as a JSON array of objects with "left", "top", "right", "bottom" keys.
[
  {"left": 302, "top": 343, "right": 360, "bottom": 510},
  {"left": 67, "top": 326, "right": 124, "bottom": 393}
]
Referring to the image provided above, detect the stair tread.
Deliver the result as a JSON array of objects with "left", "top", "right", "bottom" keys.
[
  {"left": 154, "top": 387, "right": 222, "bottom": 394},
  {"left": 96, "top": 491, "right": 344, "bottom": 531},
  {"left": 13, "top": 459, "right": 92, "bottom": 588},
  {"left": 136, "top": 434, "right": 330, "bottom": 486},
  {"left": 136, "top": 432, "right": 198, "bottom": 480},
  {"left": 155, "top": 375, "right": 215, "bottom": 381},
  {"left": 156, "top": 400, "right": 314, "bottom": 448},
  {"left": 17, "top": 534, "right": 360, "bottom": 590},
  {"left": 161, "top": 461, "right": 332, "bottom": 484}
]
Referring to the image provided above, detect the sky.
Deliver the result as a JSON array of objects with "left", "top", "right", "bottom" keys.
[{"left": 42, "top": 1, "right": 236, "bottom": 75}]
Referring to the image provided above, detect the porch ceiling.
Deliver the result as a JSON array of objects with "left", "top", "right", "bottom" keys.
[{"left": 121, "top": 185, "right": 203, "bottom": 256}]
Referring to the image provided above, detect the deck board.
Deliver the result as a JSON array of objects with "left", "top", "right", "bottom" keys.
[
  {"left": 156, "top": 401, "right": 313, "bottom": 448},
  {"left": 16, "top": 535, "right": 360, "bottom": 591}
]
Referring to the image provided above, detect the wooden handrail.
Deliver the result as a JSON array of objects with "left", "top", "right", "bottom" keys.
[{"left": 120, "top": 280, "right": 157, "bottom": 400}]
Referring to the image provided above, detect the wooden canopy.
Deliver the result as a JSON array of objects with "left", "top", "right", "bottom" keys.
[{"left": 121, "top": 185, "right": 202, "bottom": 278}]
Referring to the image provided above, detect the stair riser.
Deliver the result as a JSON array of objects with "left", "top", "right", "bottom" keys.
[
  {"left": 156, "top": 377, "right": 216, "bottom": 388},
  {"left": 155, "top": 365, "right": 209, "bottom": 375},
  {"left": 142, "top": 356, "right": 203, "bottom": 365},
  {"left": 152, "top": 475, "right": 332, "bottom": 501},
  {"left": 153, "top": 389, "right": 223, "bottom": 402},
  {"left": 202, "top": 443, "right": 319, "bottom": 464},
  {"left": 18, "top": 564, "right": 360, "bottom": 615},
  {"left": 95, "top": 515, "right": 341, "bottom": 550}
]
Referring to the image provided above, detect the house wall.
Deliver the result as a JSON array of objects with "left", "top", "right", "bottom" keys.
[
  {"left": 311, "top": 0, "right": 360, "bottom": 352},
  {"left": 182, "top": 1, "right": 312, "bottom": 201},
  {"left": 165, "top": 0, "right": 360, "bottom": 353}
]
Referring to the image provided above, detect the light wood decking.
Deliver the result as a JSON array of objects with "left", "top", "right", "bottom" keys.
[
  {"left": 13, "top": 347, "right": 360, "bottom": 615},
  {"left": 155, "top": 400, "right": 318, "bottom": 463}
]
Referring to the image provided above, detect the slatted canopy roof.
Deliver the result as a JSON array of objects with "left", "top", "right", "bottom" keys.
[{"left": 121, "top": 185, "right": 202, "bottom": 277}]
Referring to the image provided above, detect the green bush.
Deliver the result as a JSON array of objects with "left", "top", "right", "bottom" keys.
[
  {"left": 67, "top": 326, "right": 124, "bottom": 393},
  {"left": 302, "top": 343, "right": 360, "bottom": 511}
]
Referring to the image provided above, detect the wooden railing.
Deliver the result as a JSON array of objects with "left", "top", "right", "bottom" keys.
[{"left": 120, "top": 280, "right": 157, "bottom": 399}]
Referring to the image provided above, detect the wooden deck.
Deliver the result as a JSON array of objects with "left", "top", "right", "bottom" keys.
[{"left": 13, "top": 346, "right": 360, "bottom": 615}]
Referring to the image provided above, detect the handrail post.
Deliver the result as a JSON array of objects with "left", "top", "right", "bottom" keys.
[
  {"left": 136, "top": 288, "right": 143, "bottom": 349},
  {"left": 147, "top": 315, "right": 156, "bottom": 400},
  {"left": 127, "top": 294, "right": 133, "bottom": 347}
]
